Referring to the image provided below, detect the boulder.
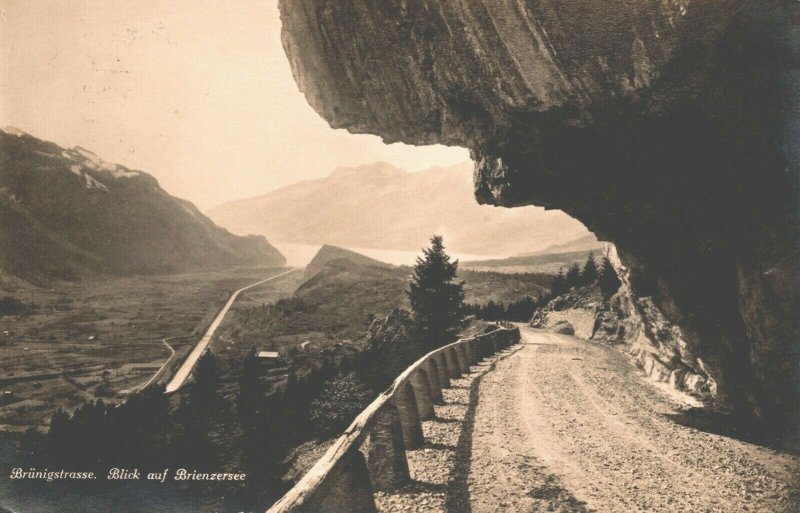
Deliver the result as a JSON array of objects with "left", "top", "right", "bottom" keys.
[{"left": 551, "top": 321, "right": 575, "bottom": 335}]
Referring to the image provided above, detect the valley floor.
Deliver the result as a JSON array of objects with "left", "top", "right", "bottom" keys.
[{"left": 376, "top": 327, "right": 799, "bottom": 513}]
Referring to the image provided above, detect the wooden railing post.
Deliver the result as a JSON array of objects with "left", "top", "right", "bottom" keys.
[
  {"left": 266, "top": 327, "right": 522, "bottom": 513},
  {"left": 307, "top": 447, "right": 377, "bottom": 513},
  {"left": 465, "top": 339, "right": 477, "bottom": 365},
  {"left": 444, "top": 348, "right": 462, "bottom": 378},
  {"left": 410, "top": 368, "right": 435, "bottom": 420},
  {"left": 367, "top": 404, "right": 410, "bottom": 491},
  {"left": 454, "top": 345, "right": 469, "bottom": 374},
  {"left": 391, "top": 382, "right": 424, "bottom": 448},
  {"left": 425, "top": 359, "right": 444, "bottom": 404},
  {"left": 433, "top": 352, "right": 451, "bottom": 389}
]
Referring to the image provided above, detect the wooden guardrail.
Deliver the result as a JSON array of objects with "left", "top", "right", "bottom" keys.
[{"left": 266, "top": 326, "right": 520, "bottom": 513}]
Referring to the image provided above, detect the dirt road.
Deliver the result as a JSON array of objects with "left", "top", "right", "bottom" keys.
[
  {"left": 375, "top": 327, "right": 799, "bottom": 513},
  {"left": 164, "top": 268, "right": 297, "bottom": 393},
  {"left": 467, "top": 327, "right": 799, "bottom": 512}
]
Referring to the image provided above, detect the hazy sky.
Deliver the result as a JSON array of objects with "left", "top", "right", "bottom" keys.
[{"left": 0, "top": 0, "right": 469, "bottom": 208}]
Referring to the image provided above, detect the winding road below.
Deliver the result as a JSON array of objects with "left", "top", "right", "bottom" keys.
[
  {"left": 375, "top": 326, "right": 799, "bottom": 513},
  {"left": 164, "top": 268, "right": 297, "bottom": 393}
]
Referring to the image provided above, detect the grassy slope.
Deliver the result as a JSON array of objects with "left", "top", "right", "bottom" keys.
[{"left": 222, "top": 258, "right": 552, "bottom": 353}]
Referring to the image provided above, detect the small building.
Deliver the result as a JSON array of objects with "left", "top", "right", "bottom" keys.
[{"left": 257, "top": 351, "right": 284, "bottom": 371}]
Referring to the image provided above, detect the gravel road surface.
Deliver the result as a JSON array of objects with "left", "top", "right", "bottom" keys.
[{"left": 375, "top": 327, "right": 800, "bottom": 512}]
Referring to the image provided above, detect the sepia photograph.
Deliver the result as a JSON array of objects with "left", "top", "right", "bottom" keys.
[{"left": 0, "top": 1, "right": 797, "bottom": 512}]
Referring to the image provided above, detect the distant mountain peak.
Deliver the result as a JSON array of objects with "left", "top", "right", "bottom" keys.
[
  {"left": 329, "top": 161, "right": 404, "bottom": 178},
  {"left": 2, "top": 126, "right": 30, "bottom": 137},
  {"left": 303, "top": 245, "right": 392, "bottom": 283},
  {"left": 208, "top": 160, "right": 597, "bottom": 258}
]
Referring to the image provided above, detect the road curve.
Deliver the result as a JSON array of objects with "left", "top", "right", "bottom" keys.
[
  {"left": 164, "top": 268, "right": 297, "bottom": 393},
  {"left": 374, "top": 326, "right": 799, "bottom": 513},
  {"left": 466, "top": 327, "right": 799, "bottom": 513},
  {"left": 120, "top": 337, "right": 176, "bottom": 395}
]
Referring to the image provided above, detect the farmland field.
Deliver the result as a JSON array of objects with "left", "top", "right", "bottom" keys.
[{"left": 0, "top": 267, "right": 301, "bottom": 432}]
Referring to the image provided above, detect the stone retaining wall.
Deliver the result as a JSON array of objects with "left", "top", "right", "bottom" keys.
[{"left": 266, "top": 326, "right": 520, "bottom": 513}]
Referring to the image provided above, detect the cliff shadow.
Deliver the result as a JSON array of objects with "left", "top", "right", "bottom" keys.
[
  {"left": 664, "top": 408, "right": 800, "bottom": 456},
  {"left": 443, "top": 347, "right": 521, "bottom": 513}
]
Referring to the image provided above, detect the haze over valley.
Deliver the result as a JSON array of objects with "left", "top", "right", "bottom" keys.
[{"left": 209, "top": 161, "right": 597, "bottom": 264}]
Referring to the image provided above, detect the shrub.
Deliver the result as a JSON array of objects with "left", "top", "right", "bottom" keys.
[{"left": 309, "top": 372, "right": 373, "bottom": 437}]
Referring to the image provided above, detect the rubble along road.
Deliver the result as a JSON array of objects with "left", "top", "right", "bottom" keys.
[{"left": 466, "top": 327, "right": 799, "bottom": 513}]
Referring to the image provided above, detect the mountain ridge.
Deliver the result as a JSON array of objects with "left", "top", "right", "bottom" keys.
[
  {"left": 0, "top": 128, "right": 285, "bottom": 283},
  {"left": 208, "top": 161, "right": 596, "bottom": 257}
]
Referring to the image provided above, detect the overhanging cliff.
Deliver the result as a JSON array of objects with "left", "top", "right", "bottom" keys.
[{"left": 278, "top": 0, "right": 798, "bottom": 436}]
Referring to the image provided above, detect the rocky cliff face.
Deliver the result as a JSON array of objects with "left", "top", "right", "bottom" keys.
[
  {"left": 278, "top": 1, "right": 799, "bottom": 435},
  {"left": 532, "top": 246, "right": 713, "bottom": 399}
]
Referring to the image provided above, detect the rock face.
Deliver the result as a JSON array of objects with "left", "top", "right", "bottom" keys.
[
  {"left": 278, "top": 1, "right": 798, "bottom": 435},
  {"left": 532, "top": 247, "right": 713, "bottom": 398}
]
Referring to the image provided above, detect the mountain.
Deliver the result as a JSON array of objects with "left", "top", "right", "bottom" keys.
[
  {"left": 207, "top": 162, "right": 596, "bottom": 257},
  {"left": 302, "top": 244, "right": 392, "bottom": 283},
  {"left": 0, "top": 128, "right": 285, "bottom": 283},
  {"left": 524, "top": 234, "right": 605, "bottom": 256},
  {"left": 461, "top": 249, "right": 606, "bottom": 275},
  {"left": 459, "top": 233, "right": 608, "bottom": 273}
]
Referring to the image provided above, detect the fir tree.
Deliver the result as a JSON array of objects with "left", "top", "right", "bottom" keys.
[
  {"left": 407, "top": 235, "right": 465, "bottom": 350},
  {"left": 565, "top": 263, "right": 582, "bottom": 289},
  {"left": 238, "top": 347, "right": 264, "bottom": 425},
  {"left": 581, "top": 252, "right": 599, "bottom": 286},
  {"left": 598, "top": 256, "right": 622, "bottom": 297},
  {"left": 551, "top": 268, "right": 567, "bottom": 296},
  {"left": 178, "top": 349, "right": 220, "bottom": 470}
]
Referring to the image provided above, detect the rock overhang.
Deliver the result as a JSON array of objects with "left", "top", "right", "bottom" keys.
[{"left": 277, "top": 0, "right": 799, "bottom": 438}]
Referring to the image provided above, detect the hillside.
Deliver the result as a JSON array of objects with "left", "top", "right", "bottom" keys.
[
  {"left": 0, "top": 128, "right": 285, "bottom": 283},
  {"left": 224, "top": 245, "right": 552, "bottom": 351},
  {"left": 208, "top": 162, "right": 596, "bottom": 257},
  {"left": 462, "top": 248, "right": 606, "bottom": 274},
  {"left": 302, "top": 244, "right": 391, "bottom": 282},
  {"left": 523, "top": 234, "right": 605, "bottom": 256}
]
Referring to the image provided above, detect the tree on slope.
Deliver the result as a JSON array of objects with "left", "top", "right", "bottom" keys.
[
  {"left": 551, "top": 268, "right": 567, "bottom": 296},
  {"left": 238, "top": 347, "right": 264, "bottom": 427},
  {"left": 598, "top": 256, "right": 622, "bottom": 297},
  {"left": 580, "top": 252, "right": 599, "bottom": 286},
  {"left": 408, "top": 235, "right": 465, "bottom": 351},
  {"left": 565, "top": 263, "right": 582, "bottom": 289},
  {"left": 177, "top": 349, "right": 220, "bottom": 470}
]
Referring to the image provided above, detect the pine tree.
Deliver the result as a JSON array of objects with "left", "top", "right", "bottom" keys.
[
  {"left": 238, "top": 347, "right": 264, "bottom": 424},
  {"left": 565, "top": 263, "right": 581, "bottom": 289},
  {"left": 179, "top": 349, "right": 220, "bottom": 470},
  {"left": 580, "top": 252, "right": 599, "bottom": 286},
  {"left": 485, "top": 300, "right": 497, "bottom": 321},
  {"left": 598, "top": 256, "right": 622, "bottom": 297},
  {"left": 46, "top": 408, "right": 70, "bottom": 465},
  {"left": 551, "top": 268, "right": 567, "bottom": 296},
  {"left": 407, "top": 235, "right": 465, "bottom": 350}
]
